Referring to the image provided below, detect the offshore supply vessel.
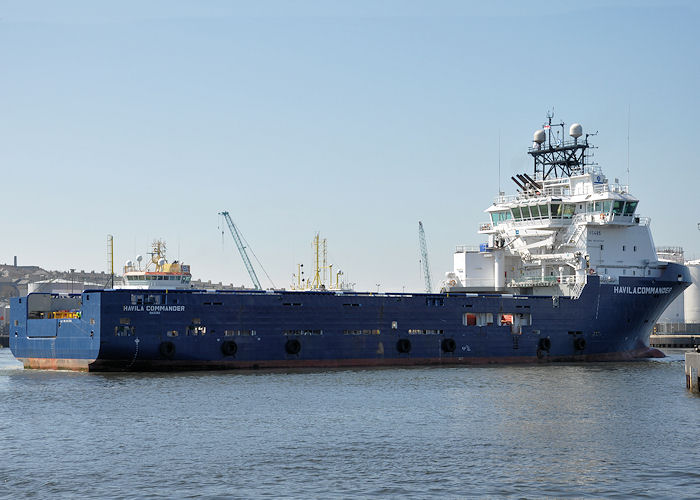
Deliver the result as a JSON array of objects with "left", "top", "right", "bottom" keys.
[{"left": 10, "top": 116, "right": 691, "bottom": 371}]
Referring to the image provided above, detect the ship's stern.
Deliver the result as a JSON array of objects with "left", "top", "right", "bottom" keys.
[{"left": 10, "top": 292, "right": 100, "bottom": 371}]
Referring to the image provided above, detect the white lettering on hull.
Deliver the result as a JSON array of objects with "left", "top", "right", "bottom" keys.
[
  {"left": 122, "top": 305, "right": 186, "bottom": 312},
  {"left": 613, "top": 286, "right": 673, "bottom": 295}
]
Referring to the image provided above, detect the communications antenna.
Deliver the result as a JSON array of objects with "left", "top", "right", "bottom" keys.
[
  {"left": 498, "top": 130, "right": 502, "bottom": 195},
  {"left": 627, "top": 104, "right": 631, "bottom": 187},
  {"left": 418, "top": 221, "right": 432, "bottom": 293},
  {"left": 528, "top": 112, "right": 592, "bottom": 181}
]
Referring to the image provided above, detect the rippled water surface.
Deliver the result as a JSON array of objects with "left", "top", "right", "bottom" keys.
[{"left": 1, "top": 348, "right": 698, "bottom": 499}]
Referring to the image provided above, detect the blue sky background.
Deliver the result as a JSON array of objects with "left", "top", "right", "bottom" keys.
[{"left": 1, "top": 0, "right": 698, "bottom": 291}]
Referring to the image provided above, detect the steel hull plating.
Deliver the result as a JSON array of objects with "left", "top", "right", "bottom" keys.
[{"left": 10, "top": 264, "right": 691, "bottom": 371}]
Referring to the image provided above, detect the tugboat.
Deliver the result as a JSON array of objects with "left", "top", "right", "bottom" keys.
[{"left": 9, "top": 115, "right": 691, "bottom": 371}]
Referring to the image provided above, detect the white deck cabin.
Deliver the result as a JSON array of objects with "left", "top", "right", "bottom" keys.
[{"left": 120, "top": 241, "right": 192, "bottom": 290}]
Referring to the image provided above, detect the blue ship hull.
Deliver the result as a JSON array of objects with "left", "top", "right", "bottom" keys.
[{"left": 10, "top": 263, "right": 691, "bottom": 371}]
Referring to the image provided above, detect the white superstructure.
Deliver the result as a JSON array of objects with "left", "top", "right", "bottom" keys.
[
  {"left": 121, "top": 240, "right": 192, "bottom": 290},
  {"left": 444, "top": 114, "right": 666, "bottom": 297}
]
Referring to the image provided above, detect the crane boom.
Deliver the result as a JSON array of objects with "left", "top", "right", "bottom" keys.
[
  {"left": 418, "top": 221, "right": 432, "bottom": 293},
  {"left": 219, "top": 211, "right": 262, "bottom": 290}
]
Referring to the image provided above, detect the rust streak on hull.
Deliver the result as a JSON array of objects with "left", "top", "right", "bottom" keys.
[{"left": 21, "top": 357, "right": 92, "bottom": 371}]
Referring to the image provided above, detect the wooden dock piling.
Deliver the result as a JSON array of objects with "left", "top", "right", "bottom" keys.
[{"left": 685, "top": 352, "right": 700, "bottom": 393}]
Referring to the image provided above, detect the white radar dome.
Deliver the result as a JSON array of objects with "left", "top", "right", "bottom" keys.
[
  {"left": 569, "top": 123, "right": 583, "bottom": 138},
  {"left": 158, "top": 258, "right": 166, "bottom": 266},
  {"left": 533, "top": 129, "right": 546, "bottom": 144},
  {"left": 136, "top": 255, "right": 143, "bottom": 262},
  {"left": 125, "top": 260, "right": 133, "bottom": 267}
]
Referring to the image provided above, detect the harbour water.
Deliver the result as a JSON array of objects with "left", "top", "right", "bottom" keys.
[{"left": 1, "top": 348, "right": 698, "bottom": 499}]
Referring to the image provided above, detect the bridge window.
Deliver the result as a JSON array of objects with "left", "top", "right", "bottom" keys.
[
  {"left": 521, "top": 206, "right": 531, "bottom": 219},
  {"left": 562, "top": 204, "right": 575, "bottom": 219},
  {"left": 511, "top": 206, "right": 522, "bottom": 221},
  {"left": 612, "top": 200, "right": 625, "bottom": 216},
  {"left": 551, "top": 203, "right": 561, "bottom": 218},
  {"left": 539, "top": 204, "right": 549, "bottom": 218},
  {"left": 623, "top": 201, "right": 638, "bottom": 216},
  {"left": 490, "top": 211, "right": 511, "bottom": 225},
  {"left": 594, "top": 200, "right": 613, "bottom": 214}
]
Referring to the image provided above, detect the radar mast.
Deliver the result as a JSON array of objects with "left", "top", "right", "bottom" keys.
[{"left": 528, "top": 112, "right": 593, "bottom": 180}]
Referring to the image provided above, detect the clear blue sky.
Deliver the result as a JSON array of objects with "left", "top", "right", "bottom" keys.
[{"left": 1, "top": 0, "right": 698, "bottom": 291}]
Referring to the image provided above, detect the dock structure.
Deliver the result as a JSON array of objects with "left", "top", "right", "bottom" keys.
[
  {"left": 650, "top": 335, "right": 699, "bottom": 348},
  {"left": 686, "top": 352, "right": 700, "bottom": 393}
]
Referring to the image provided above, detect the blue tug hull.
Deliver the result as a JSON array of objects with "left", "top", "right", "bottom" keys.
[{"left": 10, "top": 264, "right": 691, "bottom": 371}]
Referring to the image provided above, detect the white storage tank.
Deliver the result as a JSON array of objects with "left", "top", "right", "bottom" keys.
[
  {"left": 684, "top": 260, "right": 700, "bottom": 323},
  {"left": 659, "top": 293, "right": 685, "bottom": 323},
  {"left": 657, "top": 247, "right": 686, "bottom": 323}
]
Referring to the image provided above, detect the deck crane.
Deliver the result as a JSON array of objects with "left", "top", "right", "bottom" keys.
[
  {"left": 219, "top": 211, "right": 262, "bottom": 290},
  {"left": 418, "top": 221, "right": 432, "bottom": 293}
]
